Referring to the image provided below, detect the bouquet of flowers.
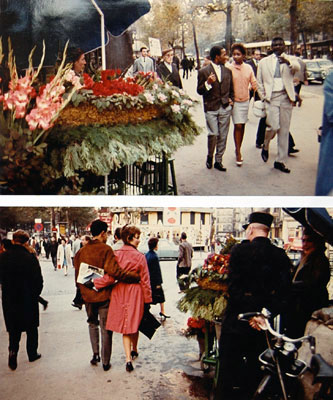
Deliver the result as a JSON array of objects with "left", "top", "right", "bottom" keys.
[
  {"left": 0, "top": 40, "right": 81, "bottom": 193},
  {"left": 196, "top": 253, "right": 230, "bottom": 291},
  {"left": 182, "top": 317, "right": 214, "bottom": 339}
]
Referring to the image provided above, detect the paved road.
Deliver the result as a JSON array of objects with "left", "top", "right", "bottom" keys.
[
  {"left": 0, "top": 252, "right": 213, "bottom": 400},
  {"left": 174, "top": 73, "right": 324, "bottom": 196}
]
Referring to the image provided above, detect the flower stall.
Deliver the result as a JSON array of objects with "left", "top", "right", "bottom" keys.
[
  {"left": 0, "top": 41, "right": 201, "bottom": 194},
  {"left": 177, "top": 236, "right": 238, "bottom": 374}
]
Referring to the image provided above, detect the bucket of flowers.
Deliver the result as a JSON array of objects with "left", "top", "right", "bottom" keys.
[{"left": 177, "top": 236, "right": 238, "bottom": 322}]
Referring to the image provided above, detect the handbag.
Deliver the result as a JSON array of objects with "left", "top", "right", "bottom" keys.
[
  {"left": 253, "top": 99, "right": 266, "bottom": 118},
  {"left": 139, "top": 309, "right": 161, "bottom": 339}
]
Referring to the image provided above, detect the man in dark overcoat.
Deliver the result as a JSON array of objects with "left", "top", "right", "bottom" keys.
[
  {"left": 0, "top": 230, "right": 44, "bottom": 370},
  {"left": 215, "top": 212, "right": 292, "bottom": 400},
  {"left": 156, "top": 48, "right": 183, "bottom": 89}
]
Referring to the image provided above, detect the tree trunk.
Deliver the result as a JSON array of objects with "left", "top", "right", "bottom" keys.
[
  {"left": 224, "top": 0, "right": 233, "bottom": 53},
  {"left": 290, "top": 0, "right": 298, "bottom": 54},
  {"left": 192, "top": 21, "right": 200, "bottom": 70},
  {"left": 301, "top": 30, "right": 307, "bottom": 59}
]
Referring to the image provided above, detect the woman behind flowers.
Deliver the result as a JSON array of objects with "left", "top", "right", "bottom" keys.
[
  {"left": 284, "top": 227, "right": 330, "bottom": 338},
  {"left": 93, "top": 225, "right": 152, "bottom": 372}
]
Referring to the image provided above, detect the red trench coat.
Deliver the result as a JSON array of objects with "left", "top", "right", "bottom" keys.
[{"left": 94, "top": 245, "right": 152, "bottom": 334}]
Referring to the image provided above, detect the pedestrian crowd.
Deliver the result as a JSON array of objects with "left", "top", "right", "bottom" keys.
[{"left": 0, "top": 221, "right": 177, "bottom": 373}]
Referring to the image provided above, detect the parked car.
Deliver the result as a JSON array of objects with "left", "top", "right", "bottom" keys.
[
  {"left": 304, "top": 59, "right": 325, "bottom": 83},
  {"left": 138, "top": 238, "right": 179, "bottom": 260},
  {"left": 316, "top": 58, "right": 333, "bottom": 79}
]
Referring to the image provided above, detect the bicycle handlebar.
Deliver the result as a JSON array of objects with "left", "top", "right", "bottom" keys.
[{"left": 238, "top": 308, "right": 316, "bottom": 352}]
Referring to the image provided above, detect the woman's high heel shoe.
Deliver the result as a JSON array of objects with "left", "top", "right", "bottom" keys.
[
  {"left": 159, "top": 312, "right": 171, "bottom": 320},
  {"left": 131, "top": 350, "right": 138, "bottom": 359},
  {"left": 126, "top": 361, "right": 134, "bottom": 372}
]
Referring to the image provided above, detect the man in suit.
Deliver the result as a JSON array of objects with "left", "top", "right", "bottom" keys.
[
  {"left": 247, "top": 49, "right": 261, "bottom": 101},
  {"left": 197, "top": 46, "right": 234, "bottom": 172},
  {"left": 257, "top": 37, "right": 300, "bottom": 173},
  {"left": 132, "top": 46, "right": 155, "bottom": 74},
  {"left": 177, "top": 232, "right": 193, "bottom": 291},
  {"left": 156, "top": 48, "right": 182, "bottom": 89}
]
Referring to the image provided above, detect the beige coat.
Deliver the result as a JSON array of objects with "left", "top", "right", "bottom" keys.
[{"left": 257, "top": 53, "right": 300, "bottom": 102}]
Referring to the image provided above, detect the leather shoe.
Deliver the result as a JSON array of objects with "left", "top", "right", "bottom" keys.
[
  {"left": 29, "top": 353, "right": 41, "bottom": 362},
  {"left": 126, "top": 361, "right": 134, "bottom": 372},
  {"left": 274, "top": 162, "right": 290, "bottom": 173},
  {"left": 71, "top": 302, "right": 82, "bottom": 310},
  {"left": 90, "top": 353, "right": 100, "bottom": 365},
  {"left": 214, "top": 162, "right": 227, "bottom": 172},
  {"left": 131, "top": 350, "right": 139, "bottom": 359},
  {"left": 261, "top": 148, "right": 269, "bottom": 162},
  {"left": 206, "top": 156, "right": 212, "bottom": 169},
  {"left": 8, "top": 351, "right": 17, "bottom": 370},
  {"left": 256, "top": 144, "right": 262, "bottom": 149},
  {"left": 103, "top": 363, "right": 111, "bottom": 371},
  {"left": 288, "top": 148, "right": 300, "bottom": 154}
]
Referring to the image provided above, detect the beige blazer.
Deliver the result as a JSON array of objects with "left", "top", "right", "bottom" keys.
[
  {"left": 178, "top": 240, "right": 193, "bottom": 268},
  {"left": 257, "top": 54, "right": 300, "bottom": 102}
]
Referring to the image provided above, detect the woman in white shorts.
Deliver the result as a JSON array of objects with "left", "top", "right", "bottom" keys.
[{"left": 227, "top": 43, "right": 257, "bottom": 166}]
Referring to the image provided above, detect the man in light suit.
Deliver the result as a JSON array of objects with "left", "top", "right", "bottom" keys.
[
  {"left": 132, "top": 46, "right": 155, "bottom": 74},
  {"left": 197, "top": 46, "right": 234, "bottom": 172},
  {"left": 257, "top": 37, "right": 300, "bottom": 173}
]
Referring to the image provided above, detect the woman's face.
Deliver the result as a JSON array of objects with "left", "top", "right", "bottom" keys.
[
  {"left": 74, "top": 54, "right": 86, "bottom": 74},
  {"left": 302, "top": 235, "right": 316, "bottom": 255},
  {"left": 232, "top": 49, "right": 244, "bottom": 64},
  {"left": 129, "top": 233, "right": 140, "bottom": 248}
]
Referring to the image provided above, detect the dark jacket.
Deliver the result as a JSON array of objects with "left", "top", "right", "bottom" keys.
[
  {"left": 286, "top": 249, "right": 330, "bottom": 337},
  {"left": 50, "top": 241, "right": 58, "bottom": 257},
  {"left": 74, "top": 239, "right": 139, "bottom": 303},
  {"left": 0, "top": 244, "right": 43, "bottom": 332},
  {"left": 156, "top": 62, "right": 182, "bottom": 89},
  {"left": 145, "top": 250, "right": 163, "bottom": 287},
  {"left": 222, "top": 237, "right": 292, "bottom": 335},
  {"left": 197, "top": 63, "right": 234, "bottom": 112}
]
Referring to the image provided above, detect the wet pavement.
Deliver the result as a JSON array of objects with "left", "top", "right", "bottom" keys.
[{"left": 0, "top": 252, "right": 214, "bottom": 400}]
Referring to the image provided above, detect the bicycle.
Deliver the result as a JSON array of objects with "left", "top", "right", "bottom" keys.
[{"left": 238, "top": 308, "right": 333, "bottom": 400}]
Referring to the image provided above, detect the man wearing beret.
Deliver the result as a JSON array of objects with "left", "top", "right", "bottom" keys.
[{"left": 215, "top": 212, "right": 292, "bottom": 400}]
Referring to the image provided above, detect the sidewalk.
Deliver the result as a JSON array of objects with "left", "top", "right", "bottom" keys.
[{"left": 174, "top": 72, "right": 324, "bottom": 196}]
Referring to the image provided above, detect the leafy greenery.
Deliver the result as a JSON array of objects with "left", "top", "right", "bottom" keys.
[
  {"left": 177, "top": 286, "right": 228, "bottom": 321},
  {"left": 45, "top": 116, "right": 201, "bottom": 181}
]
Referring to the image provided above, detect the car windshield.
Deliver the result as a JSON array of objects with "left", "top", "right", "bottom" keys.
[
  {"left": 318, "top": 60, "right": 333, "bottom": 67},
  {"left": 306, "top": 62, "right": 319, "bottom": 69}
]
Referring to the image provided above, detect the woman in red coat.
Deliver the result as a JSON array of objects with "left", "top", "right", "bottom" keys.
[{"left": 94, "top": 225, "right": 152, "bottom": 372}]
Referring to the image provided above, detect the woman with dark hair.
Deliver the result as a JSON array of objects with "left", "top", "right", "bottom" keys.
[
  {"left": 67, "top": 47, "right": 86, "bottom": 76},
  {"left": 93, "top": 225, "right": 152, "bottom": 372},
  {"left": 285, "top": 227, "right": 330, "bottom": 338},
  {"left": 145, "top": 237, "right": 170, "bottom": 321},
  {"left": 227, "top": 43, "right": 257, "bottom": 167}
]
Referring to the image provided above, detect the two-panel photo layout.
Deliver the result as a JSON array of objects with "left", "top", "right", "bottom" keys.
[{"left": 0, "top": 1, "right": 332, "bottom": 399}]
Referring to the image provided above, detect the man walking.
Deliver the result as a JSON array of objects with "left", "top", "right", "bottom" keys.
[
  {"left": 257, "top": 37, "right": 300, "bottom": 173},
  {"left": 156, "top": 48, "right": 182, "bottom": 89},
  {"left": 177, "top": 232, "right": 193, "bottom": 291},
  {"left": 74, "top": 219, "right": 140, "bottom": 371},
  {"left": 215, "top": 212, "right": 292, "bottom": 399},
  {"left": 132, "top": 46, "right": 155, "bottom": 74},
  {"left": 0, "top": 230, "right": 44, "bottom": 370},
  {"left": 197, "top": 46, "right": 234, "bottom": 172}
]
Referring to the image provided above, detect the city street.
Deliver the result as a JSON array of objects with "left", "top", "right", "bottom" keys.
[
  {"left": 174, "top": 72, "right": 324, "bottom": 196},
  {"left": 0, "top": 251, "right": 213, "bottom": 400}
]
